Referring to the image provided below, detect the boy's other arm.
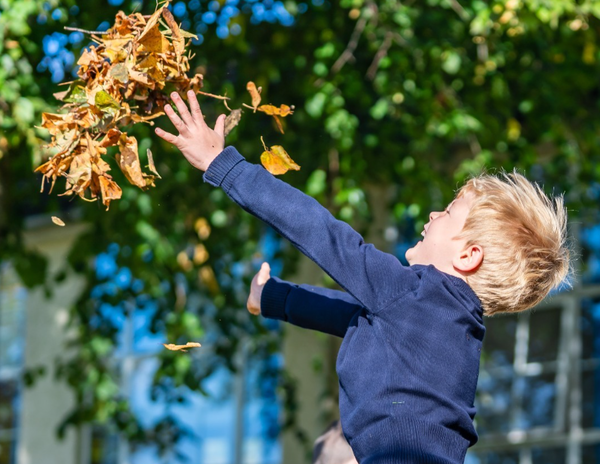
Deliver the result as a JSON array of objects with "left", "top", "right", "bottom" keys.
[
  {"left": 155, "top": 92, "right": 418, "bottom": 311},
  {"left": 248, "top": 263, "right": 363, "bottom": 338}
]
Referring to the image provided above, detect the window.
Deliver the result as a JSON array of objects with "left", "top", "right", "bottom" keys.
[
  {"left": 468, "top": 226, "right": 600, "bottom": 463},
  {"left": 0, "top": 264, "right": 27, "bottom": 464}
]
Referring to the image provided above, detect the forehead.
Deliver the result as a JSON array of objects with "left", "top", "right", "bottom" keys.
[{"left": 451, "top": 191, "right": 475, "bottom": 210}]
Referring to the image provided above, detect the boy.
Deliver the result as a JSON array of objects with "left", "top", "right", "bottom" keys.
[{"left": 156, "top": 91, "right": 570, "bottom": 463}]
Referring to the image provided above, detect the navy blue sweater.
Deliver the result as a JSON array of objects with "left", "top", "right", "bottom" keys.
[{"left": 204, "top": 146, "right": 485, "bottom": 464}]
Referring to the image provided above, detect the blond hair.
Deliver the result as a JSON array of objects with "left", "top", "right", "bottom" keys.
[{"left": 456, "top": 171, "right": 570, "bottom": 316}]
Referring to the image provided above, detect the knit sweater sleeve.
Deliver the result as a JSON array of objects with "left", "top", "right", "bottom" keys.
[
  {"left": 203, "top": 146, "right": 418, "bottom": 311},
  {"left": 260, "top": 277, "right": 363, "bottom": 338}
]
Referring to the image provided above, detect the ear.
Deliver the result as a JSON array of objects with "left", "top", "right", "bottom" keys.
[{"left": 453, "top": 244, "right": 483, "bottom": 273}]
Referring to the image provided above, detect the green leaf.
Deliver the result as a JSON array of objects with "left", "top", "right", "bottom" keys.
[{"left": 95, "top": 90, "right": 121, "bottom": 115}]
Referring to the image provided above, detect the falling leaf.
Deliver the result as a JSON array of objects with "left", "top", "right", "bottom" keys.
[
  {"left": 258, "top": 104, "right": 294, "bottom": 134},
  {"left": 117, "top": 135, "right": 147, "bottom": 189},
  {"left": 51, "top": 216, "right": 66, "bottom": 226},
  {"left": 163, "top": 342, "right": 202, "bottom": 352},
  {"left": 36, "top": 3, "right": 293, "bottom": 209},
  {"left": 146, "top": 148, "right": 161, "bottom": 178},
  {"left": 258, "top": 104, "right": 294, "bottom": 117},
  {"left": 224, "top": 109, "right": 243, "bottom": 137},
  {"left": 98, "top": 175, "right": 122, "bottom": 209},
  {"left": 246, "top": 81, "right": 262, "bottom": 111},
  {"left": 260, "top": 137, "right": 300, "bottom": 175}
]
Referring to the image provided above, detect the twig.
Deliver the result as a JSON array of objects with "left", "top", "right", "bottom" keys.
[
  {"left": 448, "top": 0, "right": 469, "bottom": 21},
  {"left": 366, "top": 31, "right": 394, "bottom": 80},
  {"left": 330, "top": 14, "right": 369, "bottom": 75},
  {"left": 64, "top": 26, "right": 110, "bottom": 35},
  {"left": 196, "top": 90, "right": 230, "bottom": 101}
]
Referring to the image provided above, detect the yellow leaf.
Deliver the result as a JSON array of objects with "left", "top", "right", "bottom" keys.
[
  {"left": 51, "top": 216, "right": 66, "bottom": 226},
  {"left": 246, "top": 81, "right": 262, "bottom": 111},
  {"left": 260, "top": 137, "right": 300, "bottom": 175},
  {"left": 258, "top": 104, "right": 294, "bottom": 117},
  {"left": 163, "top": 342, "right": 202, "bottom": 352},
  {"left": 138, "top": 24, "right": 169, "bottom": 54},
  {"left": 102, "top": 38, "right": 131, "bottom": 63},
  {"left": 137, "top": 5, "right": 164, "bottom": 42},
  {"left": 258, "top": 104, "right": 294, "bottom": 133}
]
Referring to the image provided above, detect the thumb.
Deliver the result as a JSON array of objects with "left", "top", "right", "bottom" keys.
[
  {"left": 257, "top": 262, "right": 271, "bottom": 285},
  {"left": 214, "top": 114, "right": 226, "bottom": 138}
]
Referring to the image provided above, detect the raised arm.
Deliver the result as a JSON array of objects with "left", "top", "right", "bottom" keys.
[
  {"left": 203, "top": 147, "right": 418, "bottom": 311},
  {"left": 155, "top": 91, "right": 419, "bottom": 312}
]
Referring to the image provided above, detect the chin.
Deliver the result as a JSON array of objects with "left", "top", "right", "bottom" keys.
[{"left": 405, "top": 249, "right": 415, "bottom": 265}]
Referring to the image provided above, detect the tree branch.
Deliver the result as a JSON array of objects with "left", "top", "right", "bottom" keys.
[
  {"left": 448, "top": 0, "right": 469, "bottom": 21},
  {"left": 64, "top": 26, "right": 110, "bottom": 35},
  {"left": 330, "top": 14, "right": 369, "bottom": 75},
  {"left": 366, "top": 31, "right": 394, "bottom": 80}
]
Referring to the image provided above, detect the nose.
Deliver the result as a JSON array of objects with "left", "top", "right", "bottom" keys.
[{"left": 429, "top": 211, "right": 442, "bottom": 221}]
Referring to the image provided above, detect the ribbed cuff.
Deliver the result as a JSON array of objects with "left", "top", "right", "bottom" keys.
[
  {"left": 261, "top": 277, "right": 292, "bottom": 321},
  {"left": 203, "top": 146, "right": 245, "bottom": 187}
]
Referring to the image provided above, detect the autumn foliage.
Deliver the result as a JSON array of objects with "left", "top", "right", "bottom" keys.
[{"left": 36, "top": 0, "right": 299, "bottom": 210}]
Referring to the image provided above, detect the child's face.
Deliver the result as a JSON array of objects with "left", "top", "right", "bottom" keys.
[{"left": 405, "top": 193, "right": 474, "bottom": 274}]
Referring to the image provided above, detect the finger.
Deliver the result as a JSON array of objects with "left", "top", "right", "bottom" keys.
[
  {"left": 154, "top": 127, "right": 178, "bottom": 144},
  {"left": 170, "top": 92, "right": 194, "bottom": 126},
  {"left": 214, "top": 114, "right": 226, "bottom": 138},
  {"left": 163, "top": 104, "right": 187, "bottom": 133},
  {"left": 188, "top": 90, "right": 204, "bottom": 123}
]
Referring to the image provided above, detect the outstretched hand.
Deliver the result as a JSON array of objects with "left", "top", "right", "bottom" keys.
[
  {"left": 155, "top": 90, "right": 227, "bottom": 171},
  {"left": 247, "top": 262, "right": 271, "bottom": 316}
]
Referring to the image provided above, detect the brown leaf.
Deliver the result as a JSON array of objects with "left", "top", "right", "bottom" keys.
[
  {"left": 108, "top": 63, "right": 129, "bottom": 83},
  {"left": 100, "top": 128, "right": 123, "bottom": 148},
  {"left": 98, "top": 175, "right": 122, "bottom": 210},
  {"left": 138, "top": 24, "right": 169, "bottom": 54},
  {"left": 137, "top": 5, "right": 164, "bottom": 42},
  {"left": 246, "top": 81, "right": 262, "bottom": 111},
  {"left": 162, "top": 8, "right": 185, "bottom": 58},
  {"left": 117, "top": 134, "right": 146, "bottom": 189},
  {"left": 224, "top": 109, "right": 243, "bottom": 137},
  {"left": 51, "top": 216, "right": 66, "bottom": 226},
  {"left": 260, "top": 137, "right": 300, "bottom": 175},
  {"left": 146, "top": 148, "right": 162, "bottom": 178},
  {"left": 163, "top": 342, "right": 202, "bottom": 352}
]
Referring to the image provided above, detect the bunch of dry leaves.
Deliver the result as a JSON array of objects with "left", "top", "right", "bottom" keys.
[{"left": 37, "top": 0, "right": 299, "bottom": 210}]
